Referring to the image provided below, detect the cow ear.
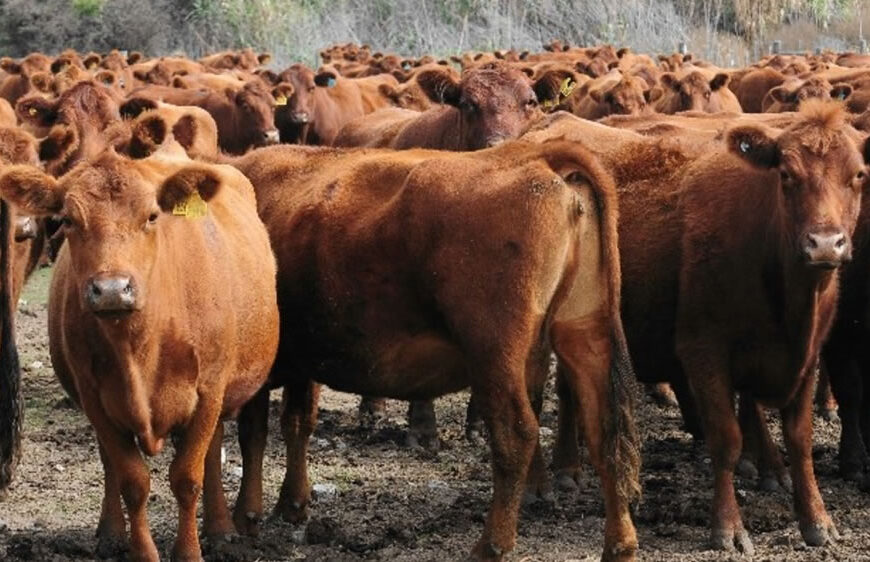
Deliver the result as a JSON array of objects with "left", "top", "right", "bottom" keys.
[
  {"left": 683, "top": 53, "right": 693, "bottom": 62},
  {"left": 768, "top": 86, "right": 792, "bottom": 104},
  {"left": 710, "top": 73, "right": 729, "bottom": 91},
  {"left": 644, "top": 87, "right": 663, "bottom": 103},
  {"left": 589, "top": 86, "right": 606, "bottom": 104},
  {"left": 127, "top": 52, "right": 143, "bottom": 65},
  {"left": 257, "top": 52, "right": 272, "bottom": 65},
  {"left": 96, "top": 70, "right": 116, "bottom": 86},
  {"left": 519, "top": 51, "right": 529, "bottom": 60},
  {"left": 831, "top": 84, "right": 852, "bottom": 101},
  {"left": 519, "top": 66, "right": 535, "bottom": 79},
  {"left": 16, "top": 96, "right": 58, "bottom": 128},
  {"left": 128, "top": 114, "right": 168, "bottom": 158},
  {"left": 83, "top": 54, "right": 100, "bottom": 70},
  {"left": 0, "top": 165, "right": 64, "bottom": 216},
  {"left": 39, "top": 126, "right": 78, "bottom": 164},
  {"left": 133, "top": 69, "right": 148, "bottom": 82},
  {"left": 727, "top": 125, "right": 781, "bottom": 169},
  {"left": 862, "top": 135, "right": 870, "bottom": 166},
  {"left": 158, "top": 166, "right": 222, "bottom": 212},
  {"left": 50, "top": 59, "right": 70, "bottom": 74},
  {"left": 660, "top": 73, "right": 680, "bottom": 91},
  {"left": 617, "top": 47, "right": 630, "bottom": 59},
  {"left": 256, "top": 69, "right": 279, "bottom": 85},
  {"left": 172, "top": 76, "right": 189, "bottom": 89},
  {"left": 533, "top": 70, "right": 573, "bottom": 104},
  {"left": 416, "top": 68, "right": 461, "bottom": 106},
  {"left": 314, "top": 71, "right": 337, "bottom": 88},
  {"left": 171, "top": 114, "right": 200, "bottom": 152},
  {"left": 0, "top": 58, "right": 21, "bottom": 75},
  {"left": 120, "top": 97, "right": 158, "bottom": 120},
  {"left": 607, "top": 61, "right": 620, "bottom": 70}
]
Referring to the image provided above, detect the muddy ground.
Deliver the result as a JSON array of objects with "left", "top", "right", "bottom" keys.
[{"left": 1, "top": 267, "right": 869, "bottom": 561}]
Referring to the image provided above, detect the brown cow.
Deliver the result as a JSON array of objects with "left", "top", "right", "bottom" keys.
[
  {"left": 655, "top": 70, "right": 742, "bottom": 113},
  {"left": 762, "top": 77, "right": 852, "bottom": 112},
  {"left": 575, "top": 73, "right": 654, "bottom": 120},
  {"left": 228, "top": 140, "right": 641, "bottom": 561},
  {"left": 0, "top": 145, "right": 279, "bottom": 560},
  {"left": 125, "top": 80, "right": 279, "bottom": 154},
  {"left": 730, "top": 67, "right": 786, "bottom": 112},
  {"left": 527, "top": 101, "right": 868, "bottom": 553}
]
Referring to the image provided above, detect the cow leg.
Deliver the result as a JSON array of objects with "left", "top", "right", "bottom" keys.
[
  {"left": 357, "top": 396, "right": 387, "bottom": 427},
  {"left": 815, "top": 365, "right": 838, "bottom": 422},
  {"left": 553, "top": 324, "right": 638, "bottom": 562},
  {"left": 552, "top": 364, "right": 582, "bottom": 491},
  {"left": 681, "top": 347, "right": 753, "bottom": 554},
  {"left": 646, "top": 382, "right": 679, "bottom": 407},
  {"left": 781, "top": 374, "right": 838, "bottom": 547},
  {"left": 202, "top": 422, "right": 234, "bottom": 540},
  {"left": 407, "top": 399, "right": 440, "bottom": 450},
  {"left": 737, "top": 394, "right": 790, "bottom": 493},
  {"left": 275, "top": 381, "right": 320, "bottom": 523},
  {"left": 234, "top": 387, "right": 269, "bottom": 535},
  {"left": 826, "top": 351, "right": 865, "bottom": 481},
  {"left": 465, "top": 393, "right": 486, "bottom": 444},
  {"left": 523, "top": 349, "right": 554, "bottom": 505},
  {"left": 168, "top": 398, "right": 223, "bottom": 562},
  {"left": 95, "top": 442, "right": 127, "bottom": 558},
  {"left": 82, "top": 392, "right": 158, "bottom": 562},
  {"left": 470, "top": 358, "right": 538, "bottom": 561},
  {"left": 671, "top": 376, "right": 703, "bottom": 440}
]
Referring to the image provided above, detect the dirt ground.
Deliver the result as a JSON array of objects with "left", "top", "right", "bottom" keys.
[{"left": 1, "top": 267, "right": 870, "bottom": 562}]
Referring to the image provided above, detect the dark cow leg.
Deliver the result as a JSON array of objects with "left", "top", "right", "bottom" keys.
[
  {"left": 234, "top": 387, "right": 269, "bottom": 535},
  {"left": 168, "top": 398, "right": 223, "bottom": 562},
  {"left": 826, "top": 353, "right": 866, "bottom": 482},
  {"left": 552, "top": 365, "right": 582, "bottom": 491},
  {"left": 781, "top": 374, "right": 839, "bottom": 547},
  {"left": 523, "top": 349, "right": 554, "bottom": 505},
  {"left": 465, "top": 393, "right": 486, "bottom": 444},
  {"left": 671, "top": 376, "right": 703, "bottom": 441},
  {"left": 815, "top": 365, "right": 838, "bottom": 422},
  {"left": 737, "top": 394, "right": 790, "bottom": 493},
  {"left": 407, "top": 399, "right": 440, "bottom": 450},
  {"left": 202, "top": 422, "right": 234, "bottom": 540},
  {"left": 357, "top": 396, "right": 387, "bottom": 427},
  {"left": 553, "top": 320, "right": 638, "bottom": 562},
  {"left": 470, "top": 359, "right": 538, "bottom": 561},
  {"left": 275, "top": 381, "right": 321, "bottom": 523},
  {"left": 681, "top": 347, "right": 753, "bottom": 555},
  {"left": 95, "top": 442, "right": 127, "bottom": 558}
]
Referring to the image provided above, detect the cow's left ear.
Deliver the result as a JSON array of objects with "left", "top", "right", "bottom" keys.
[
  {"left": 644, "top": 87, "right": 663, "bottom": 104},
  {"left": 257, "top": 52, "right": 272, "bottom": 66},
  {"left": 831, "top": 84, "right": 852, "bottom": 101},
  {"left": 158, "top": 166, "right": 222, "bottom": 213},
  {"left": 314, "top": 71, "right": 337, "bottom": 88},
  {"left": 710, "top": 73, "right": 729, "bottom": 91},
  {"left": 0, "top": 165, "right": 64, "bottom": 216},
  {"left": 416, "top": 68, "right": 461, "bottom": 105},
  {"left": 533, "top": 70, "right": 573, "bottom": 104},
  {"left": 726, "top": 125, "right": 781, "bottom": 169}
]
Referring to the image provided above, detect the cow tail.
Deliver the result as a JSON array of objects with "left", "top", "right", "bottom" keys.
[{"left": 0, "top": 199, "right": 22, "bottom": 495}]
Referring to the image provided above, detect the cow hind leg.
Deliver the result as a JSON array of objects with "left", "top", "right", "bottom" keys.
[
  {"left": 357, "top": 396, "right": 387, "bottom": 427},
  {"left": 95, "top": 442, "right": 127, "bottom": 558},
  {"left": 470, "top": 358, "right": 538, "bottom": 561},
  {"left": 523, "top": 348, "right": 554, "bottom": 506},
  {"left": 275, "top": 381, "right": 320, "bottom": 524},
  {"left": 234, "top": 387, "right": 269, "bottom": 535},
  {"left": 465, "top": 392, "right": 486, "bottom": 444},
  {"left": 814, "top": 365, "right": 838, "bottom": 422},
  {"left": 825, "top": 354, "right": 865, "bottom": 482},
  {"left": 406, "top": 399, "right": 440, "bottom": 450},
  {"left": 552, "top": 366, "right": 583, "bottom": 491},
  {"left": 782, "top": 374, "right": 839, "bottom": 547},
  {"left": 737, "top": 394, "right": 791, "bottom": 493},
  {"left": 202, "top": 422, "right": 234, "bottom": 541},
  {"left": 552, "top": 323, "right": 639, "bottom": 561}
]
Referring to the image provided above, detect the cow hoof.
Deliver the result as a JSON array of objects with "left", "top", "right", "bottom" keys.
[
  {"left": 555, "top": 472, "right": 579, "bottom": 492},
  {"left": 602, "top": 540, "right": 638, "bottom": 562},
  {"left": 233, "top": 510, "right": 262, "bottom": 537},
  {"left": 710, "top": 527, "right": 754, "bottom": 555},
  {"left": 801, "top": 519, "right": 839, "bottom": 546},
  {"left": 406, "top": 432, "right": 440, "bottom": 451},
  {"left": 95, "top": 534, "right": 128, "bottom": 558},
  {"left": 647, "top": 383, "right": 679, "bottom": 408},
  {"left": 818, "top": 408, "right": 839, "bottom": 423},
  {"left": 521, "top": 488, "right": 555, "bottom": 507},
  {"left": 736, "top": 457, "right": 759, "bottom": 480},
  {"left": 275, "top": 500, "right": 309, "bottom": 524},
  {"left": 470, "top": 539, "right": 506, "bottom": 561}
]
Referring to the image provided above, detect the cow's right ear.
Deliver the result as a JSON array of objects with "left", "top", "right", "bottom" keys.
[
  {"left": 660, "top": 73, "right": 680, "bottom": 92},
  {"left": 127, "top": 52, "right": 143, "bottom": 65},
  {"left": 0, "top": 166, "right": 64, "bottom": 216},
  {"left": 158, "top": 166, "right": 222, "bottom": 212},
  {"left": 120, "top": 97, "right": 158, "bottom": 120},
  {"left": 128, "top": 114, "right": 168, "bottom": 159},
  {"left": 726, "top": 125, "right": 781, "bottom": 169},
  {"left": 0, "top": 58, "right": 21, "bottom": 75},
  {"left": 314, "top": 71, "right": 337, "bottom": 88},
  {"left": 16, "top": 96, "right": 58, "bottom": 128},
  {"left": 768, "top": 86, "right": 794, "bottom": 104},
  {"left": 83, "top": 54, "right": 101, "bottom": 70},
  {"left": 416, "top": 69, "right": 461, "bottom": 105}
]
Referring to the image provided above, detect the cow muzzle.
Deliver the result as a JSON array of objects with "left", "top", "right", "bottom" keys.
[
  {"left": 291, "top": 112, "right": 310, "bottom": 124},
  {"left": 802, "top": 230, "right": 851, "bottom": 269},
  {"left": 85, "top": 273, "right": 138, "bottom": 315},
  {"left": 263, "top": 129, "right": 280, "bottom": 144},
  {"left": 14, "top": 216, "right": 37, "bottom": 242}
]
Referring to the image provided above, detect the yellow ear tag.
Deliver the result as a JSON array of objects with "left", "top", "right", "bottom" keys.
[
  {"left": 275, "top": 95, "right": 287, "bottom": 106},
  {"left": 559, "top": 77, "right": 576, "bottom": 98},
  {"left": 172, "top": 191, "right": 208, "bottom": 219}
]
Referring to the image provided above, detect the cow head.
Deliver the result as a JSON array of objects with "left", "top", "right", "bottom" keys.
[
  {"left": 278, "top": 64, "right": 329, "bottom": 124},
  {"left": 229, "top": 81, "right": 279, "bottom": 147},
  {"left": 726, "top": 100, "right": 868, "bottom": 270},
  {"left": 765, "top": 78, "right": 852, "bottom": 112},
  {"left": 416, "top": 62, "right": 548, "bottom": 149},
  {"left": 0, "top": 154, "right": 224, "bottom": 317},
  {"left": 589, "top": 75, "right": 653, "bottom": 116},
  {"left": 658, "top": 71, "right": 734, "bottom": 113}
]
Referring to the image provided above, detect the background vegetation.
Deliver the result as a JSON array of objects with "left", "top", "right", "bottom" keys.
[{"left": 0, "top": 0, "right": 866, "bottom": 68}]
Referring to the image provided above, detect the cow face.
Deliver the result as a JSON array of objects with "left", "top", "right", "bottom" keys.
[
  {"left": 0, "top": 156, "right": 222, "bottom": 317},
  {"left": 659, "top": 71, "right": 733, "bottom": 113},
  {"left": 727, "top": 102, "right": 869, "bottom": 270},
  {"left": 230, "top": 81, "right": 279, "bottom": 146},
  {"left": 590, "top": 76, "right": 650, "bottom": 116},
  {"left": 417, "top": 62, "right": 544, "bottom": 149},
  {"left": 765, "top": 79, "right": 851, "bottom": 112},
  {"left": 278, "top": 64, "right": 326, "bottom": 124}
]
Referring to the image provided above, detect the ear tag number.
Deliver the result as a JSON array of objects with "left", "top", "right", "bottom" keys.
[
  {"left": 172, "top": 191, "right": 208, "bottom": 218},
  {"left": 275, "top": 95, "right": 287, "bottom": 105}
]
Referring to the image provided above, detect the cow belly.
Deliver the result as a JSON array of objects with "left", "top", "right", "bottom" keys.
[
  {"left": 732, "top": 341, "right": 807, "bottom": 407},
  {"left": 314, "top": 332, "right": 468, "bottom": 400}
]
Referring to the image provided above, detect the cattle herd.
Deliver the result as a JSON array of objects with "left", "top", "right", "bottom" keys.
[{"left": 0, "top": 39, "right": 869, "bottom": 561}]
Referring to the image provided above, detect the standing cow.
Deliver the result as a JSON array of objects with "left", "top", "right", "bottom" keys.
[
  {"left": 0, "top": 145, "right": 279, "bottom": 560},
  {"left": 229, "top": 140, "right": 641, "bottom": 561}
]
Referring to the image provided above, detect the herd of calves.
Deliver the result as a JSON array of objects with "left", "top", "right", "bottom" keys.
[{"left": 0, "top": 40, "right": 870, "bottom": 561}]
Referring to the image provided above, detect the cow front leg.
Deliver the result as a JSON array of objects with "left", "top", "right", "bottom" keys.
[
  {"left": 234, "top": 387, "right": 269, "bottom": 535},
  {"left": 95, "top": 442, "right": 127, "bottom": 558},
  {"left": 782, "top": 374, "right": 839, "bottom": 547},
  {"left": 407, "top": 399, "right": 440, "bottom": 450},
  {"left": 275, "top": 380, "right": 320, "bottom": 523}
]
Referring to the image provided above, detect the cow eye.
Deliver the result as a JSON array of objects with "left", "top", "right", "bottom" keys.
[
  {"left": 61, "top": 216, "right": 73, "bottom": 228},
  {"left": 147, "top": 212, "right": 158, "bottom": 225},
  {"left": 525, "top": 97, "right": 538, "bottom": 108}
]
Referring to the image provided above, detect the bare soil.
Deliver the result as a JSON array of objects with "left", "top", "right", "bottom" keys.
[{"left": 1, "top": 267, "right": 869, "bottom": 561}]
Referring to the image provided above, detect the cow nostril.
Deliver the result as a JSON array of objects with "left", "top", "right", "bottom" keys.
[
  {"left": 807, "top": 235, "right": 818, "bottom": 249},
  {"left": 123, "top": 283, "right": 133, "bottom": 295},
  {"left": 835, "top": 236, "right": 846, "bottom": 249},
  {"left": 91, "top": 284, "right": 102, "bottom": 297}
]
